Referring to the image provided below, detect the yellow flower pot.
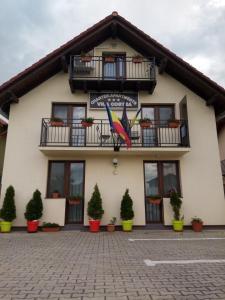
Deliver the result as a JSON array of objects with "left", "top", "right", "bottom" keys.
[
  {"left": 172, "top": 220, "right": 184, "bottom": 232},
  {"left": 122, "top": 220, "right": 133, "bottom": 232},
  {"left": 1, "top": 221, "right": 12, "bottom": 233}
]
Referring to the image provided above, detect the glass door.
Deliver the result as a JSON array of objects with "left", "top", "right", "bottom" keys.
[
  {"left": 103, "top": 54, "right": 126, "bottom": 79},
  {"left": 144, "top": 162, "right": 162, "bottom": 223},
  {"left": 71, "top": 106, "right": 86, "bottom": 146},
  {"left": 142, "top": 107, "right": 157, "bottom": 146},
  {"left": 66, "top": 162, "right": 85, "bottom": 224}
]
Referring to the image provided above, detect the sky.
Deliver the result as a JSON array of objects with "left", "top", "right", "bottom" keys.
[{"left": 0, "top": 0, "right": 225, "bottom": 87}]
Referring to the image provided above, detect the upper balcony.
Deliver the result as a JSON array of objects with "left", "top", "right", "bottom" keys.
[
  {"left": 39, "top": 118, "right": 190, "bottom": 157},
  {"left": 69, "top": 55, "right": 156, "bottom": 93}
]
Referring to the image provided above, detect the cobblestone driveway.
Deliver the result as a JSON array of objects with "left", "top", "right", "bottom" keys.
[{"left": 1, "top": 230, "right": 225, "bottom": 300}]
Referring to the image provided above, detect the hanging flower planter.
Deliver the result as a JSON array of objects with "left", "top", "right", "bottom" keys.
[
  {"left": 51, "top": 191, "right": 60, "bottom": 199},
  {"left": 80, "top": 55, "right": 92, "bottom": 62},
  {"left": 168, "top": 119, "right": 180, "bottom": 128},
  {"left": 49, "top": 118, "right": 64, "bottom": 127},
  {"left": 147, "top": 196, "right": 162, "bottom": 205},
  {"left": 68, "top": 198, "right": 81, "bottom": 205},
  {"left": 104, "top": 56, "right": 115, "bottom": 63},
  {"left": 132, "top": 56, "right": 143, "bottom": 63},
  {"left": 139, "top": 119, "right": 152, "bottom": 129},
  {"left": 81, "top": 117, "right": 94, "bottom": 128}
]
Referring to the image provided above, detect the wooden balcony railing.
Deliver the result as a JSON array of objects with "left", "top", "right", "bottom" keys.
[{"left": 40, "top": 119, "right": 190, "bottom": 148}]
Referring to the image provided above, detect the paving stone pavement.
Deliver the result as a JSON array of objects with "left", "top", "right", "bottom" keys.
[{"left": 0, "top": 230, "right": 225, "bottom": 300}]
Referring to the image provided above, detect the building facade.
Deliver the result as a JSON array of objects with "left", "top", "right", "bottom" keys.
[{"left": 1, "top": 12, "right": 225, "bottom": 227}]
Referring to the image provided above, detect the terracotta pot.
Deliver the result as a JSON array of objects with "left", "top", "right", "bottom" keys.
[
  {"left": 50, "top": 121, "right": 64, "bottom": 127},
  {"left": 81, "top": 56, "right": 92, "bottom": 62},
  {"left": 89, "top": 220, "right": 100, "bottom": 232},
  {"left": 27, "top": 220, "right": 39, "bottom": 233},
  {"left": 140, "top": 121, "right": 152, "bottom": 129},
  {"left": 104, "top": 56, "right": 115, "bottom": 63},
  {"left": 132, "top": 57, "right": 143, "bottom": 63},
  {"left": 168, "top": 121, "right": 180, "bottom": 128},
  {"left": 107, "top": 224, "right": 115, "bottom": 232},
  {"left": 69, "top": 199, "right": 81, "bottom": 205},
  {"left": 42, "top": 227, "right": 60, "bottom": 232},
  {"left": 192, "top": 221, "right": 203, "bottom": 232},
  {"left": 52, "top": 192, "right": 60, "bottom": 199},
  {"left": 148, "top": 198, "right": 161, "bottom": 205},
  {"left": 81, "top": 121, "right": 93, "bottom": 128}
]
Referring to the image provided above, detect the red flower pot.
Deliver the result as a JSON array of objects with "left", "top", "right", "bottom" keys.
[
  {"left": 27, "top": 220, "right": 39, "bottom": 233},
  {"left": 192, "top": 222, "right": 203, "bottom": 232},
  {"left": 89, "top": 220, "right": 100, "bottom": 232},
  {"left": 81, "top": 121, "right": 93, "bottom": 128}
]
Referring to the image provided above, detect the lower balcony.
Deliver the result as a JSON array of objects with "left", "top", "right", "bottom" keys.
[{"left": 39, "top": 119, "right": 190, "bottom": 157}]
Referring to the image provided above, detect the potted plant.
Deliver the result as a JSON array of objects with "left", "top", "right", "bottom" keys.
[
  {"left": 80, "top": 52, "right": 92, "bottom": 62},
  {"left": 81, "top": 117, "right": 94, "bottom": 128},
  {"left": 120, "top": 189, "right": 134, "bottom": 232},
  {"left": 51, "top": 190, "right": 60, "bottom": 198},
  {"left": 132, "top": 55, "right": 143, "bottom": 63},
  {"left": 87, "top": 184, "right": 104, "bottom": 232},
  {"left": 107, "top": 217, "right": 117, "bottom": 232},
  {"left": 191, "top": 217, "right": 203, "bottom": 232},
  {"left": 24, "top": 189, "right": 43, "bottom": 233},
  {"left": 168, "top": 119, "right": 180, "bottom": 128},
  {"left": 49, "top": 117, "right": 64, "bottom": 127},
  {"left": 42, "top": 222, "right": 60, "bottom": 232},
  {"left": 139, "top": 118, "right": 152, "bottom": 129},
  {"left": 68, "top": 195, "right": 82, "bottom": 205},
  {"left": 104, "top": 56, "right": 115, "bottom": 63},
  {"left": 170, "top": 190, "right": 184, "bottom": 232},
  {"left": 0, "top": 186, "right": 16, "bottom": 233},
  {"left": 147, "top": 195, "right": 162, "bottom": 205}
]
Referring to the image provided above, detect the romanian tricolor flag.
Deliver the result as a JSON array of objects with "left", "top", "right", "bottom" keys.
[{"left": 105, "top": 103, "right": 131, "bottom": 148}]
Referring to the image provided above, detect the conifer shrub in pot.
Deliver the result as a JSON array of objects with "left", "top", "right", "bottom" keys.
[
  {"left": 87, "top": 184, "right": 104, "bottom": 232},
  {"left": 0, "top": 186, "right": 16, "bottom": 233},
  {"left": 24, "top": 190, "right": 43, "bottom": 233},
  {"left": 170, "top": 190, "right": 184, "bottom": 232},
  {"left": 120, "top": 189, "right": 134, "bottom": 231}
]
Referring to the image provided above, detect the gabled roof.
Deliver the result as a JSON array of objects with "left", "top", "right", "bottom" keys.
[{"left": 0, "top": 11, "right": 225, "bottom": 114}]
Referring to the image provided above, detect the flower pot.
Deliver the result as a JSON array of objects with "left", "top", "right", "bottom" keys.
[
  {"left": 50, "top": 121, "right": 64, "bottom": 127},
  {"left": 42, "top": 227, "right": 60, "bottom": 232},
  {"left": 89, "top": 220, "right": 100, "bottom": 232},
  {"left": 140, "top": 121, "right": 152, "bottom": 129},
  {"left": 122, "top": 220, "right": 133, "bottom": 232},
  {"left": 172, "top": 220, "right": 184, "bottom": 232},
  {"left": 132, "top": 57, "right": 143, "bottom": 63},
  {"left": 27, "top": 220, "right": 39, "bottom": 233},
  {"left": 81, "top": 121, "right": 93, "bottom": 128},
  {"left": 148, "top": 198, "right": 161, "bottom": 205},
  {"left": 104, "top": 56, "right": 115, "bottom": 63},
  {"left": 52, "top": 192, "right": 60, "bottom": 199},
  {"left": 107, "top": 224, "right": 115, "bottom": 232},
  {"left": 1, "top": 221, "right": 12, "bottom": 233},
  {"left": 192, "top": 222, "right": 203, "bottom": 232},
  {"left": 81, "top": 56, "right": 92, "bottom": 62},
  {"left": 168, "top": 120, "right": 180, "bottom": 128},
  {"left": 69, "top": 199, "right": 81, "bottom": 205}
]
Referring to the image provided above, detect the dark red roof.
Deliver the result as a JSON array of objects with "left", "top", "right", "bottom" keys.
[{"left": 1, "top": 12, "right": 225, "bottom": 114}]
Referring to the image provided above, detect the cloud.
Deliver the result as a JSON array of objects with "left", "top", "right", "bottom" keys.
[{"left": 0, "top": 0, "right": 224, "bottom": 88}]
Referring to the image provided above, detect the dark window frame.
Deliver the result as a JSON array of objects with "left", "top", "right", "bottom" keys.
[
  {"left": 102, "top": 52, "right": 126, "bottom": 79},
  {"left": 141, "top": 104, "right": 175, "bottom": 121},
  {"left": 143, "top": 160, "right": 181, "bottom": 198},
  {"left": 51, "top": 103, "right": 87, "bottom": 120}
]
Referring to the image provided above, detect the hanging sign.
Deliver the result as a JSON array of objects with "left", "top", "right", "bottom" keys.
[{"left": 90, "top": 92, "right": 138, "bottom": 110}]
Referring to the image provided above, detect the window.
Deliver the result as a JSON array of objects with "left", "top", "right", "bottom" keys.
[
  {"left": 103, "top": 53, "right": 126, "bottom": 79},
  {"left": 48, "top": 162, "right": 65, "bottom": 197},
  {"left": 142, "top": 105, "right": 175, "bottom": 123},
  {"left": 144, "top": 161, "right": 180, "bottom": 197}
]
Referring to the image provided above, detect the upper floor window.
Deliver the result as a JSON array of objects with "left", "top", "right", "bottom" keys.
[
  {"left": 142, "top": 105, "right": 175, "bottom": 123},
  {"left": 52, "top": 104, "right": 86, "bottom": 121},
  {"left": 103, "top": 53, "right": 126, "bottom": 79}
]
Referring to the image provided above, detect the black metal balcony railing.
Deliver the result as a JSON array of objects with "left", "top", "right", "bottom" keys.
[
  {"left": 40, "top": 119, "right": 189, "bottom": 148},
  {"left": 69, "top": 56, "right": 156, "bottom": 93},
  {"left": 69, "top": 55, "right": 155, "bottom": 80}
]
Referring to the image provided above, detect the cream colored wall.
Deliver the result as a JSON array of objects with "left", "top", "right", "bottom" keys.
[
  {"left": 218, "top": 126, "right": 225, "bottom": 161},
  {"left": 1, "top": 38, "right": 225, "bottom": 226}
]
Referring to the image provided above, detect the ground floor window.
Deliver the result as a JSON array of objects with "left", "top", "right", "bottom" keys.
[
  {"left": 144, "top": 161, "right": 181, "bottom": 223},
  {"left": 47, "top": 161, "right": 85, "bottom": 224}
]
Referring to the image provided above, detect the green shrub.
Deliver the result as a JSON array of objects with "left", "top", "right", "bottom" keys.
[
  {"left": 87, "top": 184, "right": 104, "bottom": 220},
  {"left": 42, "top": 222, "right": 59, "bottom": 228},
  {"left": 1, "top": 186, "right": 16, "bottom": 222},
  {"left": 120, "top": 189, "right": 134, "bottom": 220},
  {"left": 170, "top": 191, "right": 182, "bottom": 220},
  {"left": 24, "top": 190, "right": 43, "bottom": 221}
]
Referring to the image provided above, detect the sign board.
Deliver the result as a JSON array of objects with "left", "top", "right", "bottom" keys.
[{"left": 90, "top": 92, "right": 138, "bottom": 110}]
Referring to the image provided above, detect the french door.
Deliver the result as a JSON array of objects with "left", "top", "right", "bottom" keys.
[
  {"left": 47, "top": 161, "right": 85, "bottom": 224},
  {"left": 144, "top": 161, "right": 180, "bottom": 224},
  {"left": 141, "top": 105, "right": 175, "bottom": 146},
  {"left": 103, "top": 54, "right": 126, "bottom": 79},
  {"left": 52, "top": 104, "right": 86, "bottom": 146}
]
